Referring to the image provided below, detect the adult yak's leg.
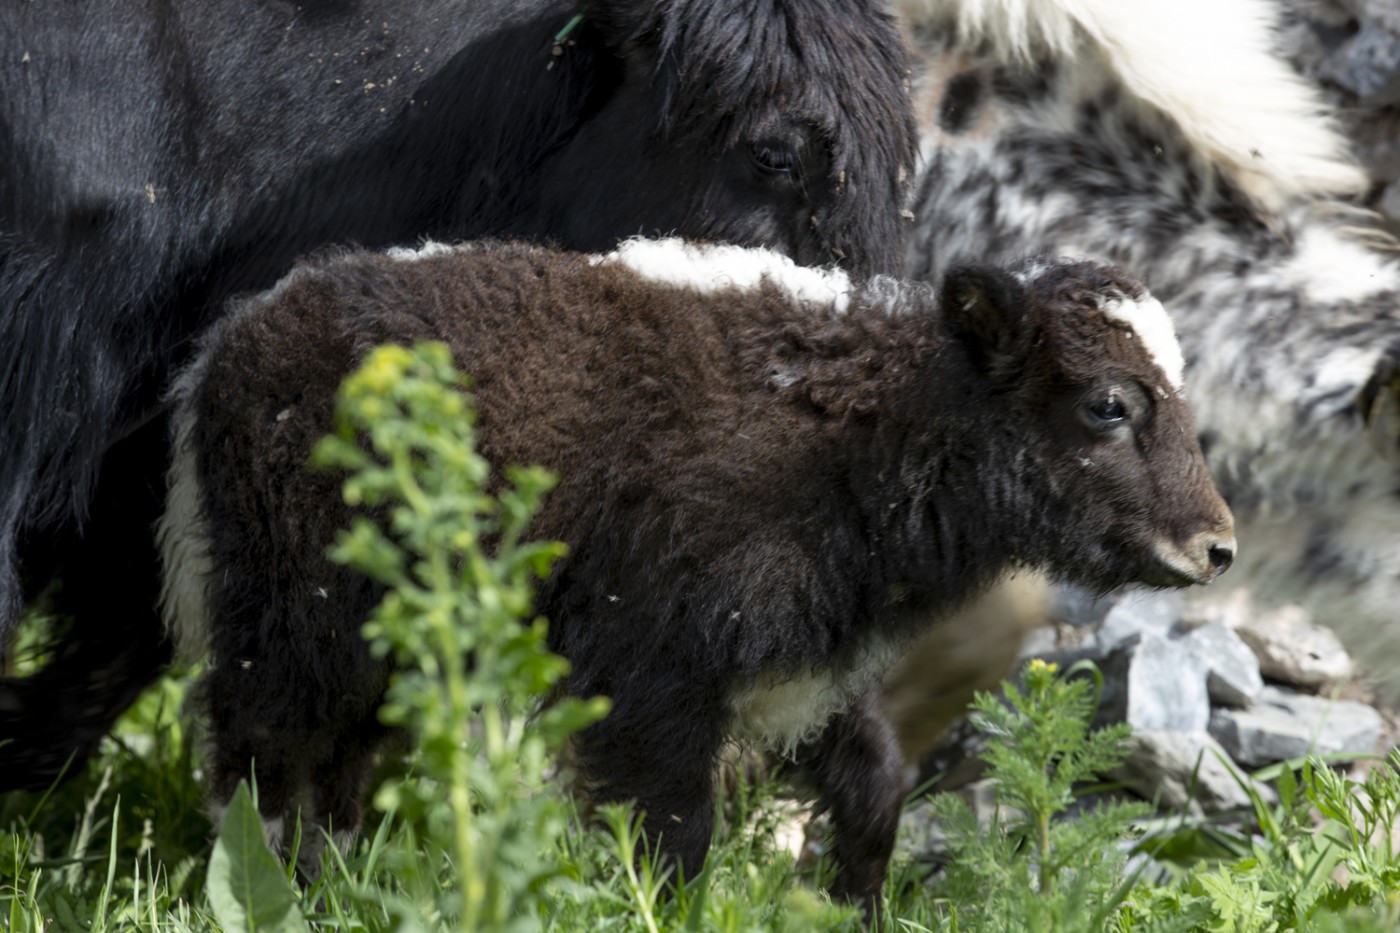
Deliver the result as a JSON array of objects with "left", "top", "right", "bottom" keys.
[
  {"left": 792, "top": 690, "right": 905, "bottom": 920},
  {"left": 0, "top": 416, "right": 173, "bottom": 789}
]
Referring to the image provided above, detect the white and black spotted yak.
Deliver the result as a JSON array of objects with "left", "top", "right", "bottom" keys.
[
  {"left": 160, "top": 238, "right": 1234, "bottom": 915},
  {"left": 885, "top": 0, "right": 1400, "bottom": 753}
]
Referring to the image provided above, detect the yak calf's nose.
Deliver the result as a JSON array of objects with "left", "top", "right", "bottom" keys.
[
  {"left": 1209, "top": 537, "right": 1232, "bottom": 574},
  {"left": 1207, "top": 540, "right": 1235, "bottom": 576}
]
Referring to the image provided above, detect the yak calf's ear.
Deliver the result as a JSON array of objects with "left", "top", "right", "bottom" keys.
[{"left": 941, "top": 264, "right": 1029, "bottom": 376}]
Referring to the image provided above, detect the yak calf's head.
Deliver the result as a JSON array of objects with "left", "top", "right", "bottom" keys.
[
  {"left": 943, "top": 259, "right": 1235, "bottom": 590},
  {"left": 539, "top": 0, "right": 917, "bottom": 278}
]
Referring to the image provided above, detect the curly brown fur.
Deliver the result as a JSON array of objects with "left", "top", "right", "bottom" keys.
[{"left": 164, "top": 239, "right": 1232, "bottom": 914}]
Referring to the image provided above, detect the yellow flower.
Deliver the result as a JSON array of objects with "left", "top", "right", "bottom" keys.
[{"left": 356, "top": 344, "right": 414, "bottom": 395}]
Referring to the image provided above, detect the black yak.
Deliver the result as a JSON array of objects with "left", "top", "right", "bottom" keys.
[{"left": 0, "top": 0, "right": 918, "bottom": 786}]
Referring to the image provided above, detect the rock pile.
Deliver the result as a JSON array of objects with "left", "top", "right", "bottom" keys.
[{"left": 898, "top": 587, "right": 1392, "bottom": 858}]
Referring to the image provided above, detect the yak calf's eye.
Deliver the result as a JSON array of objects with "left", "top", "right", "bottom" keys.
[
  {"left": 1077, "top": 382, "right": 1148, "bottom": 432},
  {"left": 1087, "top": 394, "right": 1128, "bottom": 423},
  {"left": 750, "top": 140, "right": 801, "bottom": 176}
]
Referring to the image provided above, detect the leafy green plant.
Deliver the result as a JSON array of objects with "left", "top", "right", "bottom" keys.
[
  {"left": 305, "top": 341, "right": 610, "bottom": 931},
  {"left": 917, "top": 658, "right": 1400, "bottom": 933},
  {"left": 206, "top": 783, "right": 304, "bottom": 933},
  {"left": 925, "top": 659, "right": 1152, "bottom": 932}
]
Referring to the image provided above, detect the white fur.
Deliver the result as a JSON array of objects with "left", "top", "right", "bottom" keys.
[
  {"left": 383, "top": 239, "right": 473, "bottom": 262},
  {"left": 158, "top": 349, "right": 219, "bottom": 662},
  {"left": 728, "top": 637, "right": 905, "bottom": 757},
  {"left": 158, "top": 263, "right": 327, "bottom": 662},
  {"left": 1015, "top": 261, "right": 1185, "bottom": 391},
  {"left": 1276, "top": 225, "right": 1400, "bottom": 304},
  {"left": 897, "top": 0, "right": 1366, "bottom": 210},
  {"left": 597, "top": 237, "right": 853, "bottom": 313},
  {"left": 1100, "top": 293, "right": 1185, "bottom": 391}
]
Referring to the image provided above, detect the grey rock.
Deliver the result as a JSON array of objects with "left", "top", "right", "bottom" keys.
[
  {"left": 1209, "top": 686, "right": 1382, "bottom": 768},
  {"left": 895, "top": 778, "right": 1009, "bottom": 863},
  {"left": 1099, "top": 634, "right": 1211, "bottom": 733},
  {"left": 1089, "top": 590, "right": 1186, "bottom": 653},
  {"left": 1232, "top": 604, "right": 1354, "bottom": 688},
  {"left": 895, "top": 799, "right": 949, "bottom": 863},
  {"left": 1017, "top": 624, "right": 1061, "bottom": 661},
  {"left": 1112, "top": 730, "right": 1258, "bottom": 815},
  {"left": 1179, "top": 622, "right": 1265, "bottom": 708},
  {"left": 1049, "top": 584, "right": 1116, "bottom": 629}
]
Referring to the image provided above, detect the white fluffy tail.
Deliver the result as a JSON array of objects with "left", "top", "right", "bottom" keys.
[{"left": 899, "top": 0, "right": 1367, "bottom": 210}]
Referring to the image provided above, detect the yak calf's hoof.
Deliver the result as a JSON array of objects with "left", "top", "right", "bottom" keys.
[{"left": 1359, "top": 351, "right": 1400, "bottom": 463}]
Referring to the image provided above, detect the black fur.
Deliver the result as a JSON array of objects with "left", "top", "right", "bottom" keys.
[{"left": 0, "top": 0, "right": 917, "bottom": 786}]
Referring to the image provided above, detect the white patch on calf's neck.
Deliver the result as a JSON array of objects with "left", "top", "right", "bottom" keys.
[
  {"left": 596, "top": 237, "right": 853, "bottom": 313},
  {"left": 728, "top": 636, "right": 905, "bottom": 757},
  {"left": 1098, "top": 291, "right": 1184, "bottom": 392},
  {"left": 1011, "top": 261, "right": 1053, "bottom": 286}
]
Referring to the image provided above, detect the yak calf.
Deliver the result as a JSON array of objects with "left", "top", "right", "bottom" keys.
[{"left": 161, "top": 238, "right": 1235, "bottom": 912}]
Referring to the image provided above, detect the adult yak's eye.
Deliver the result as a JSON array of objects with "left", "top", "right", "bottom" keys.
[{"left": 750, "top": 139, "right": 801, "bottom": 176}]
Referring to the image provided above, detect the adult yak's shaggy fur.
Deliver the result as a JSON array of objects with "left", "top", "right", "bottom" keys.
[{"left": 884, "top": 0, "right": 1400, "bottom": 756}]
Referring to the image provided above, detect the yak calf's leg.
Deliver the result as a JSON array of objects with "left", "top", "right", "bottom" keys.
[
  {"left": 301, "top": 729, "right": 389, "bottom": 871},
  {"left": 573, "top": 701, "right": 726, "bottom": 887},
  {"left": 202, "top": 658, "right": 336, "bottom": 857},
  {"left": 205, "top": 728, "right": 308, "bottom": 854},
  {"left": 793, "top": 690, "right": 905, "bottom": 921}
]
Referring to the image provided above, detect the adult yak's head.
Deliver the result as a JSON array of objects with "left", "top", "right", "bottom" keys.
[{"left": 522, "top": 0, "right": 918, "bottom": 277}]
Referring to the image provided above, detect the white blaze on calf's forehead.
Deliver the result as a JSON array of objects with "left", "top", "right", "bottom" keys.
[
  {"left": 1098, "top": 291, "right": 1185, "bottom": 392},
  {"left": 596, "top": 236, "right": 853, "bottom": 313}
]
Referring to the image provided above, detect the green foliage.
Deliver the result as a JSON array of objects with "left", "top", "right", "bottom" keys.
[
  {"left": 926, "top": 659, "right": 1152, "bottom": 931},
  {"left": 542, "top": 770, "right": 861, "bottom": 932},
  {"left": 919, "top": 659, "right": 1400, "bottom": 933},
  {"left": 0, "top": 664, "right": 213, "bottom": 931},
  {"left": 309, "top": 341, "right": 610, "bottom": 931},
  {"left": 206, "top": 783, "right": 305, "bottom": 933}
]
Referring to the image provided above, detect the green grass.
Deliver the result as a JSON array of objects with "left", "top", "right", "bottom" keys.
[
  {"left": 9, "top": 658, "right": 1400, "bottom": 932},
  {"left": 5, "top": 343, "right": 1400, "bottom": 931}
]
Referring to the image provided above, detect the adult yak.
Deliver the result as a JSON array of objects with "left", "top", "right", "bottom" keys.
[{"left": 0, "top": 0, "right": 917, "bottom": 787}]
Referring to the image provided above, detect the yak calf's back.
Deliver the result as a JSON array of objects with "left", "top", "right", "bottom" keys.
[{"left": 164, "top": 238, "right": 1234, "bottom": 914}]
